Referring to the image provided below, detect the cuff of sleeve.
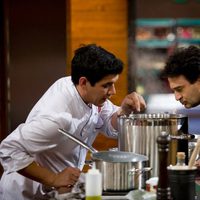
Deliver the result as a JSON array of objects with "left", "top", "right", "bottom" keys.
[
  {"left": 117, "top": 107, "right": 125, "bottom": 116},
  {"left": 108, "top": 119, "right": 118, "bottom": 138}
]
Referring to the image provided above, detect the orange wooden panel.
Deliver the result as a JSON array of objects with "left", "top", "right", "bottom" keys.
[
  {"left": 67, "top": 0, "right": 128, "bottom": 105},
  {"left": 66, "top": 0, "right": 128, "bottom": 152}
]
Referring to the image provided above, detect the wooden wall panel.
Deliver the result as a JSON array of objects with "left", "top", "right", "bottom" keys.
[
  {"left": 67, "top": 0, "right": 128, "bottom": 106},
  {"left": 0, "top": 0, "right": 9, "bottom": 142},
  {"left": 66, "top": 0, "right": 128, "bottom": 152}
]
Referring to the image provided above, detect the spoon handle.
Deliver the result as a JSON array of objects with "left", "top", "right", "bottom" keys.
[{"left": 188, "top": 138, "right": 200, "bottom": 168}]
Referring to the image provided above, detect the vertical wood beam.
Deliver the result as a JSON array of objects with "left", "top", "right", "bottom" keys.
[{"left": 0, "top": 0, "right": 9, "bottom": 141}]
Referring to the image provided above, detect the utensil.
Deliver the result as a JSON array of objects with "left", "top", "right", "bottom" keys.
[
  {"left": 58, "top": 128, "right": 148, "bottom": 162},
  {"left": 58, "top": 128, "right": 97, "bottom": 153},
  {"left": 188, "top": 138, "right": 200, "bottom": 168},
  {"left": 117, "top": 113, "right": 189, "bottom": 177}
]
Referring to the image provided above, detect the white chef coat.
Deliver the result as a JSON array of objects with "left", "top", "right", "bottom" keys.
[{"left": 0, "top": 76, "right": 119, "bottom": 200}]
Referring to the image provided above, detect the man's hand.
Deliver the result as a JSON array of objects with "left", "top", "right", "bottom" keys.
[
  {"left": 111, "top": 92, "right": 146, "bottom": 130},
  {"left": 120, "top": 92, "right": 146, "bottom": 115},
  {"left": 53, "top": 167, "right": 81, "bottom": 190}
]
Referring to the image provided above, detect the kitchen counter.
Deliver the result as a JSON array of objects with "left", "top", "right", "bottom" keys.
[
  {"left": 51, "top": 190, "right": 156, "bottom": 200},
  {"left": 102, "top": 190, "right": 156, "bottom": 200},
  {"left": 102, "top": 196, "right": 129, "bottom": 200}
]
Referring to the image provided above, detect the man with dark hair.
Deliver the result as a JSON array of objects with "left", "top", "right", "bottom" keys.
[
  {"left": 162, "top": 45, "right": 200, "bottom": 191},
  {"left": 162, "top": 45, "right": 200, "bottom": 109},
  {"left": 0, "top": 44, "right": 146, "bottom": 199}
]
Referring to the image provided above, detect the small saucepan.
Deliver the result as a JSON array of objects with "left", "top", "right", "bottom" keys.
[{"left": 58, "top": 128, "right": 151, "bottom": 191}]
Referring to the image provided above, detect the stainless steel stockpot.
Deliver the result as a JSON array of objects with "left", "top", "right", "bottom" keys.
[
  {"left": 91, "top": 151, "right": 149, "bottom": 191},
  {"left": 58, "top": 128, "right": 150, "bottom": 191},
  {"left": 118, "top": 113, "right": 189, "bottom": 177}
]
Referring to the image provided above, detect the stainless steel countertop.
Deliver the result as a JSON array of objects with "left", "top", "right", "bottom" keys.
[{"left": 102, "top": 196, "right": 129, "bottom": 200}]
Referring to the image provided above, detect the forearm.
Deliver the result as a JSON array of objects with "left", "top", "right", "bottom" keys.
[
  {"left": 18, "top": 161, "right": 81, "bottom": 190},
  {"left": 18, "top": 161, "right": 56, "bottom": 187}
]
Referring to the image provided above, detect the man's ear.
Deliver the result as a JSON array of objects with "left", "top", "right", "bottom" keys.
[
  {"left": 197, "top": 77, "right": 200, "bottom": 82},
  {"left": 196, "top": 77, "right": 200, "bottom": 87},
  {"left": 79, "top": 77, "right": 87, "bottom": 87}
]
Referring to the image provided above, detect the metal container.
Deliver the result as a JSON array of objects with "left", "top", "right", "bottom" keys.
[
  {"left": 168, "top": 166, "right": 197, "bottom": 200},
  {"left": 92, "top": 151, "right": 150, "bottom": 191},
  {"left": 58, "top": 128, "right": 150, "bottom": 191},
  {"left": 118, "top": 113, "right": 189, "bottom": 177}
]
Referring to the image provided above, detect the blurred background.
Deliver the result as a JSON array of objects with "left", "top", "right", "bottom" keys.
[{"left": 1, "top": 0, "right": 200, "bottom": 154}]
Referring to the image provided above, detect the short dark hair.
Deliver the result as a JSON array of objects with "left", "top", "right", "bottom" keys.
[
  {"left": 162, "top": 45, "right": 200, "bottom": 83},
  {"left": 71, "top": 44, "right": 123, "bottom": 86}
]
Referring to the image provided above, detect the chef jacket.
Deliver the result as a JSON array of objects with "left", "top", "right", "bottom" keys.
[{"left": 0, "top": 76, "right": 119, "bottom": 200}]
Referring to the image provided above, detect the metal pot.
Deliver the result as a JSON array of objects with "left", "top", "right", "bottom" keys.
[
  {"left": 91, "top": 151, "right": 150, "bottom": 191},
  {"left": 118, "top": 113, "right": 190, "bottom": 177},
  {"left": 58, "top": 128, "right": 150, "bottom": 191}
]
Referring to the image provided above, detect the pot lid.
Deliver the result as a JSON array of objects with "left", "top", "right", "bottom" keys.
[{"left": 92, "top": 151, "right": 148, "bottom": 163}]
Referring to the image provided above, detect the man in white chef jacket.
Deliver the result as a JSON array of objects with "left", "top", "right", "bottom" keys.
[{"left": 0, "top": 44, "right": 146, "bottom": 200}]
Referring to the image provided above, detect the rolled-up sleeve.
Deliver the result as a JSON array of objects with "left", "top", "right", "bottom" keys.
[{"left": 97, "top": 100, "right": 119, "bottom": 138}]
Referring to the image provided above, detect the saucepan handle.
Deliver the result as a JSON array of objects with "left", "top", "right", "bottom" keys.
[
  {"left": 170, "top": 134, "right": 195, "bottom": 140},
  {"left": 58, "top": 128, "right": 98, "bottom": 153},
  {"left": 128, "top": 167, "right": 152, "bottom": 175},
  {"left": 84, "top": 160, "right": 94, "bottom": 168}
]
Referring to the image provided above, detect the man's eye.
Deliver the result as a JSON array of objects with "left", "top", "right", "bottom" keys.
[
  {"left": 103, "top": 84, "right": 111, "bottom": 88},
  {"left": 175, "top": 87, "right": 182, "bottom": 92},
  {"left": 103, "top": 84, "right": 109, "bottom": 88}
]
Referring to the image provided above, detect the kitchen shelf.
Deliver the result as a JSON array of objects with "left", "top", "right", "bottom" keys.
[
  {"left": 135, "top": 18, "right": 200, "bottom": 48},
  {"left": 135, "top": 18, "right": 176, "bottom": 48},
  {"left": 136, "top": 39, "right": 175, "bottom": 48},
  {"left": 176, "top": 18, "right": 200, "bottom": 26},
  {"left": 177, "top": 38, "right": 200, "bottom": 45},
  {"left": 136, "top": 18, "right": 175, "bottom": 27}
]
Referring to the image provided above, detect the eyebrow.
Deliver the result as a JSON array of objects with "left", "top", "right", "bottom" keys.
[{"left": 102, "top": 82, "right": 113, "bottom": 87}]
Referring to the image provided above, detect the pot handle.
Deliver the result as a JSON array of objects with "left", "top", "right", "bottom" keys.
[
  {"left": 128, "top": 167, "right": 152, "bottom": 175},
  {"left": 85, "top": 160, "right": 93, "bottom": 167},
  {"left": 58, "top": 128, "right": 98, "bottom": 153},
  {"left": 170, "top": 134, "right": 195, "bottom": 140}
]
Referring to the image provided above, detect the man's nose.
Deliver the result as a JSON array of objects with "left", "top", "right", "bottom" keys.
[
  {"left": 175, "top": 91, "right": 182, "bottom": 101},
  {"left": 109, "top": 85, "right": 116, "bottom": 95}
]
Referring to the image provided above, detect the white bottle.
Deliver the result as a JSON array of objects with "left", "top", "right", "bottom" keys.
[
  {"left": 85, "top": 163, "right": 102, "bottom": 200},
  {"left": 176, "top": 152, "right": 186, "bottom": 166}
]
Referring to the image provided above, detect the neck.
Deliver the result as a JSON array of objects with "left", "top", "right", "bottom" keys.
[{"left": 75, "top": 85, "right": 89, "bottom": 105}]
